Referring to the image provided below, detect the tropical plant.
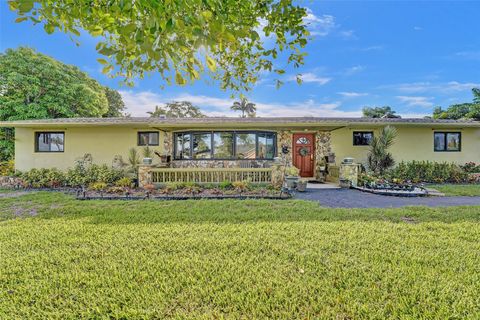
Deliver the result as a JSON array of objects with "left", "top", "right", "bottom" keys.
[
  {"left": 147, "top": 101, "right": 205, "bottom": 118},
  {"left": 115, "top": 177, "right": 133, "bottom": 188},
  {"left": 142, "top": 146, "right": 153, "bottom": 159},
  {"left": 367, "top": 126, "right": 397, "bottom": 175},
  {"left": 0, "top": 160, "right": 15, "bottom": 176},
  {"left": 362, "top": 106, "right": 401, "bottom": 119},
  {"left": 127, "top": 148, "right": 140, "bottom": 174},
  {"left": 230, "top": 98, "right": 256, "bottom": 118},
  {"left": 232, "top": 180, "right": 250, "bottom": 193},
  {"left": 89, "top": 182, "right": 108, "bottom": 192},
  {"left": 285, "top": 166, "right": 300, "bottom": 177},
  {"left": 9, "top": 0, "right": 309, "bottom": 92}
]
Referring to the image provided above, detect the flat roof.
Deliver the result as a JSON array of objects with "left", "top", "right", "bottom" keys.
[{"left": 0, "top": 116, "right": 479, "bottom": 128}]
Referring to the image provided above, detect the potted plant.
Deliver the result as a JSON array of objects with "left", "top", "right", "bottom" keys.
[
  {"left": 142, "top": 146, "right": 153, "bottom": 165},
  {"left": 318, "top": 159, "right": 327, "bottom": 172},
  {"left": 296, "top": 178, "right": 308, "bottom": 192},
  {"left": 284, "top": 166, "right": 300, "bottom": 189}
]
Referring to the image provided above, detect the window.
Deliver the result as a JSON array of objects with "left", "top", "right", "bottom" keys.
[
  {"left": 174, "top": 131, "right": 276, "bottom": 160},
  {"left": 35, "top": 132, "right": 64, "bottom": 152},
  {"left": 175, "top": 133, "right": 191, "bottom": 159},
  {"left": 353, "top": 131, "right": 373, "bottom": 146},
  {"left": 138, "top": 131, "right": 159, "bottom": 146},
  {"left": 213, "top": 132, "right": 234, "bottom": 159},
  {"left": 257, "top": 132, "right": 276, "bottom": 159},
  {"left": 235, "top": 133, "right": 256, "bottom": 159},
  {"left": 192, "top": 133, "right": 212, "bottom": 159},
  {"left": 434, "top": 132, "right": 461, "bottom": 152}
]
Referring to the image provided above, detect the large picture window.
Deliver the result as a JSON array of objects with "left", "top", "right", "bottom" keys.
[
  {"left": 35, "top": 132, "right": 64, "bottom": 152},
  {"left": 434, "top": 132, "right": 461, "bottom": 152},
  {"left": 353, "top": 131, "right": 373, "bottom": 146},
  {"left": 174, "top": 131, "right": 276, "bottom": 160},
  {"left": 138, "top": 131, "right": 159, "bottom": 146}
]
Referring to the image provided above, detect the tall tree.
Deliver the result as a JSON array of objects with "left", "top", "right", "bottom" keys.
[
  {"left": 231, "top": 98, "right": 256, "bottom": 118},
  {"left": 9, "top": 0, "right": 309, "bottom": 92},
  {"left": 147, "top": 101, "right": 205, "bottom": 118},
  {"left": 103, "top": 87, "right": 127, "bottom": 117},
  {"left": 0, "top": 47, "right": 124, "bottom": 160},
  {"left": 0, "top": 47, "right": 108, "bottom": 120},
  {"left": 362, "top": 106, "right": 401, "bottom": 119},
  {"left": 433, "top": 88, "right": 480, "bottom": 120}
]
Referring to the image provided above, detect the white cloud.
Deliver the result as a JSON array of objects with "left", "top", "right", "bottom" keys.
[
  {"left": 304, "top": 9, "right": 336, "bottom": 37},
  {"left": 396, "top": 96, "right": 434, "bottom": 108},
  {"left": 454, "top": 51, "right": 480, "bottom": 60},
  {"left": 384, "top": 81, "right": 480, "bottom": 93},
  {"left": 343, "top": 65, "right": 365, "bottom": 76},
  {"left": 338, "top": 92, "right": 369, "bottom": 98},
  {"left": 413, "top": 26, "right": 423, "bottom": 31},
  {"left": 120, "top": 91, "right": 362, "bottom": 117},
  {"left": 288, "top": 72, "right": 331, "bottom": 85},
  {"left": 357, "top": 45, "right": 384, "bottom": 52}
]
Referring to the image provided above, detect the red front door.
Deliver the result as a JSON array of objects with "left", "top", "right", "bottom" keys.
[{"left": 293, "top": 133, "right": 315, "bottom": 177}]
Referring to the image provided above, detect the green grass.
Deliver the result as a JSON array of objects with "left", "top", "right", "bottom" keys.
[
  {"left": 1, "top": 193, "right": 480, "bottom": 319},
  {"left": 430, "top": 184, "right": 480, "bottom": 196}
]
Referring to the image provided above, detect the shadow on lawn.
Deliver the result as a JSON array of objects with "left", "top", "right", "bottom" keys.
[{"left": 1, "top": 191, "right": 480, "bottom": 225}]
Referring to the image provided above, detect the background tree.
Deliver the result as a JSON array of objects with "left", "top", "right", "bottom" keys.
[
  {"left": 9, "top": 0, "right": 309, "bottom": 92},
  {"left": 0, "top": 47, "right": 125, "bottom": 160},
  {"left": 103, "top": 87, "right": 127, "bottom": 117},
  {"left": 362, "top": 106, "right": 401, "bottom": 119},
  {"left": 433, "top": 88, "right": 480, "bottom": 120},
  {"left": 231, "top": 98, "right": 256, "bottom": 118},
  {"left": 147, "top": 101, "right": 205, "bottom": 118},
  {"left": 367, "top": 126, "right": 397, "bottom": 176}
]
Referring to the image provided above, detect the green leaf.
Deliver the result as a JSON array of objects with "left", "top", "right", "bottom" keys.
[
  {"left": 18, "top": 1, "right": 34, "bottom": 13},
  {"left": 44, "top": 24, "right": 55, "bottom": 34},
  {"left": 202, "top": 10, "right": 213, "bottom": 20},
  {"left": 91, "top": 26, "right": 103, "bottom": 37},
  {"left": 15, "top": 17, "right": 28, "bottom": 23},
  {"left": 175, "top": 72, "right": 186, "bottom": 85},
  {"left": 97, "top": 58, "right": 108, "bottom": 65},
  {"left": 206, "top": 56, "right": 216, "bottom": 72}
]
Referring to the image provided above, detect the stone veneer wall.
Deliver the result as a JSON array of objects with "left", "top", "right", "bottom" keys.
[{"left": 315, "top": 131, "right": 332, "bottom": 180}]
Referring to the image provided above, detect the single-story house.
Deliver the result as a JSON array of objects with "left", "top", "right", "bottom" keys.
[{"left": 1, "top": 117, "right": 479, "bottom": 184}]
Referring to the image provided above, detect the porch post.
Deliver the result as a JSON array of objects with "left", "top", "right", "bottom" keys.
[{"left": 138, "top": 164, "right": 152, "bottom": 188}]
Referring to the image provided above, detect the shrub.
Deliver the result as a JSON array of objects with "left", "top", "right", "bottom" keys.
[
  {"left": 461, "top": 162, "right": 480, "bottom": 173},
  {"left": 285, "top": 166, "right": 300, "bottom": 176},
  {"left": 66, "top": 163, "right": 124, "bottom": 187},
  {"left": 0, "top": 160, "right": 15, "bottom": 176},
  {"left": 89, "top": 182, "right": 108, "bottom": 191},
  {"left": 389, "top": 161, "right": 468, "bottom": 183},
  {"left": 232, "top": 180, "right": 250, "bottom": 192},
  {"left": 21, "top": 168, "right": 66, "bottom": 188},
  {"left": 218, "top": 180, "right": 232, "bottom": 190},
  {"left": 115, "top": 177, "right": 133, "bottom": 188}
]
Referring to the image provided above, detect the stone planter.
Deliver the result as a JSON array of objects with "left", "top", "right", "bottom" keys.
[
  {"left": 142, "top": 158, "right": 153, "bottom": 165},
  {"left": 296, "top": 180, "right": 307, "bottom": 192},
  {"left": 285, "top": 176, "right": 299, "bottom": 189}
]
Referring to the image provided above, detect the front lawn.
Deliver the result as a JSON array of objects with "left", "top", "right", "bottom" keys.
[
  {"left": 1, "top": 193, "right": 479, "bottom": 319},
  {"left": 430, "top": 184, "right": 480, "bottom": 196}
]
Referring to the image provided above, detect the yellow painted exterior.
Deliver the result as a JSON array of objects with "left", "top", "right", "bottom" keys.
[
  {"left": 14, "top": 127, "right": 165, "bottom": 171},
  {"left": 331, "top": 126, "right": 480, "bottom": 164},
  {"left": 12, "top": 124, "right": 480, "bottom": 171}
]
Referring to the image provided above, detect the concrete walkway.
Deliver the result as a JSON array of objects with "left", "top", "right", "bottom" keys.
[{"left": 295, "top": 188, "right": 480, "bottom": 208}]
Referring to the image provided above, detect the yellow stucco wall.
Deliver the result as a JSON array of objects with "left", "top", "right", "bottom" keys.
[
  {"left": 14, "top": 127, "right": 165, "bottom": 171},
  {"left": 331, "top": 126, "right": 480, "bottom": 165}
]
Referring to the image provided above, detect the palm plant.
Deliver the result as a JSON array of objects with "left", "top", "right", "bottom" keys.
[
  {"left": 127, "top": 148, "right": 140, "bottom": 175},
  {"left": 143, "top": 146, "right": 153, "bottom": 158},
  {"left": 367, "top": 126, "right": 397, "bottom": 175},
  {"left": 230, "top": 98, "right": 256, "bottom": 118}
]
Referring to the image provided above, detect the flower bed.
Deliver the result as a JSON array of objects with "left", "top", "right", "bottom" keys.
[{"left": 357, "top": 174, "right": 428, "bottom": 197}]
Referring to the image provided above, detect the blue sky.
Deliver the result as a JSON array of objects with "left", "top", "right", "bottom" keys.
[{"left": 1, "top": 1, "right": 479, "bottom": 117}]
